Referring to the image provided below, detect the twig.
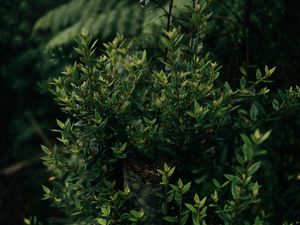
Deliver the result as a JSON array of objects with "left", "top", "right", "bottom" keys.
[
  {"left": 29, "top": 115, "right": 52, "bottom": 149},
  {"left": 152, "top": 0, "right": 168, "bottom": 15},
  {"left": 166, "top": 0, "right": 174, "bottom": 33},
  {"left": 164, "top": 0, "right": 175, "bottom": 62},
  {"left": 0, "top": 154, "right": 41, "bottom": 176}
]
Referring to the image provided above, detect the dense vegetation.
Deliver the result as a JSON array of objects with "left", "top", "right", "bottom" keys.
[{"left": 0, "top": 0, "right": 299, "bottom": 225}]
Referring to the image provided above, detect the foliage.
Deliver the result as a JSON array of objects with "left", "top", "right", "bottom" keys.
[
  {"left": 203, "top": 0, "right": 300, "bottom": 84},
  {"left": 199, "top": 0, "right": 300, "bottom": 220},
  {"left": 157, "top": 130, "right": 271, "bottom": 225},
  {"left": 42, "top": 1, "right": 300, "bottom": 224},
  {"left": 1, "top": 0, "right": 299, "bottom": 224},
  {"left": 33, "top": 0, "right": 146, "bottom": 49},
  {"left": 33, "top": 0, "right": 191, "bottom": 50}
]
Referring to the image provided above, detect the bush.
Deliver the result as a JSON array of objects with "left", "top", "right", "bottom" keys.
[{"left": 40, "top": 1, "right": 299, "bottom": 224}]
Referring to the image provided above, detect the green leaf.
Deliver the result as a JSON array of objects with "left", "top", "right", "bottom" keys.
[
  {"left": 192, "top": 214, "right": 200, "bottom": 225},
  {"left": 231, "top": 183, "right": 238, "bottom": 200},
  {"left": 199, "top": 197, "right": 207, "bottom": 208},
  {"left": 120, "top": 142, "right": 127, "bottom": 152},
  {"left": 240, "top": 66, "right": 247, "bottom": 76},
  {"left": 180, "top": 213, "right": 189, "bottom": 225},
  {"left": 167, "top": 166, "right": 176, "bottom": 177},
  {"left": 272, "top": 99, "right": 279, "bottom": 110},
  {"left": 170, "top": 184, "right": 180, "bottom": 191},
  {"left": 161, "top": 37, "right": 172, "bottom": 49},
  {"left": 256, "top": 69, "right": 262, "bottom": 80},
  {"left": 42, "top": 185, "right": 51, "bottom": 194},
  {"left": 161, "top": 202, "right": 168, "bottom": 215},
  {"left": 222, "top": 181, "right": 230, "bottom": 187},
  {"left": 174, "top": 34, "right": 185, "bottom": 46},
  {"left": 178, "top": 178, "right": 184, "bottom": 189},
  {"left": 101, "top": 205, "right": 111, "bottom": 217},
  {"left": 130, "top": 210, "right": 144, "bottom": 218},
  {"left": 248, "top": 162, "right": 261, "bottom": 175},
  {"left": 240, "top": 77, "right": 246, "bottom": 89},
  {"left": 194, "top": 193, "right": 200, "bottom": 204},
  {"left": 56, "top": 119, "right": 64, "bottom": 129},
  {"left": 250, "top": 103, "right": 259, "bottom": 121},
  {"left": 162, "top": 175, "right": 168, "bottom": 185},
  {"left": 242, "top": 144, "right": 254, "bottom": 162},
  {"left": 212, "top": 179, "right": 221, "bottom": 188},
  {"left": 97, "top": 218, "right": 107, "bottom": 225},
  {"left": 167, "top": 191, "right": 174, "bottom": 202},
  {"left": 175, "top": 191, "right": 183, "bottom": 204},
  {"left": 259, "top": 130, "right": 272, "bottom": 144},
  {"left": 224, "top": 174, "right": 241, "bottom": 184},
  {"left": 164, "top": 163, "right": 170, "bottom": 172},
  {"left": 128, "top": 217, "right": 138, "bottom": 222},
  {"left": 185, "top": 203, "right": 197, "bottom": 213},
  {"left": 236, "top": 153, "right": 244, "bottom": 165},
  {"left": 194, "top": 100, "right": 202, "bottom": 113},
  {"left": 265, "top": 66, "right": 276, "bottom": 77},
  {"left": 251, "top": 129, "right": 271, "bottom": 145},
  {"left": 264, "top": 65, "right": 269, "bottom": 74},
  {"left": 224, "top": 81, "right": 231, "bottom": 90},
  {"left": 254, "top": 216, "right": 263, "bottom": 225},
  {"left": 163, "top": 216, "right": 178, "bottom": 223},
  {"left": 41, "top": 145, "right": 50, "bottom": 154},
  {"left": 251, "top": 182, "right": 260, "bottom": 197},
  {"left": 24, "top": 218, "right": 30, "bottom": 225},
  {"left": 157, "top": 169, "right": 165, "bottom": 175},
  {"left": 240, "top": 134, "right": 252, "bottom": 147},
  {"left": 211, "top": 190, "right": 218, "bottom": 202},
  {"left": 182, "top": 182, "right": 191, "bottom": 194}
]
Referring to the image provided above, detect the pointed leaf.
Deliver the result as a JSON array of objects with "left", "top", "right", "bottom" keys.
[
  {"left": 185, "top": 203, "right": 197, "bottom": 213},
  {"left": 163, "top": 216, "right": 178, "bottom": 223},
  {"left": 250, "top": 103, "right": 259, "bottom": 121},
  {"left": 248, "top": 162, "right": 261, "bottom": 175},
  {"left": 182, "top": 182, "right": 191, "bottom": 194}
]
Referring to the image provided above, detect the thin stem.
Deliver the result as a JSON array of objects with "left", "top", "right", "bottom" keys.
[
  {"left": 176, "top": 71, "right": 181, "bottom": 154},
  {"left": 179, "top": 201, "right": 182, "bottom": 221},
  {"left": 167, "top": 0, "right": 174, "bottom": 32},
  {"left": 164, "top": 0, "right": 175, "bottom": 61},
  {"left": 0, "top": 155, "right": 41, "bottom": 176},
  {"left": 29, "top": 115, "right": 52, "bottom": 148},
  {"left": 152, "top": 0, "right": 168, "bottom": 15}
]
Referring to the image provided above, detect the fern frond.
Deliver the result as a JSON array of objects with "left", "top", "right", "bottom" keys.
[
  {"left": 33, "top": 0, "right": 87, "bottom": 32},
  {"left": 34, "top": 0, "right": 189, "bottom": 49},
  {"left": 34, "top": 0, "right": 147, "bottom": 49}
]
